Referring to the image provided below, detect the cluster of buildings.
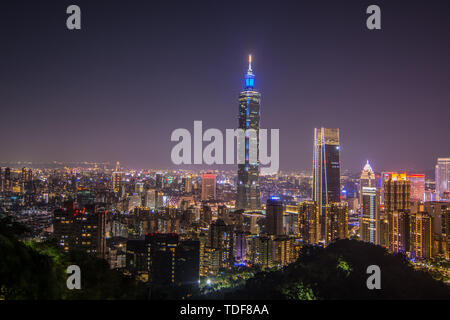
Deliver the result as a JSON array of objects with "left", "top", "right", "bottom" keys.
[
  {"left": 359, "top": 170, "right": 449, "bottom": 260},
  {"left": 1, "top": 57, "right": 449, "bottom": 292}
]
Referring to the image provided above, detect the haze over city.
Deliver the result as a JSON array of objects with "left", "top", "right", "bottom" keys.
[{"left": 1, "top": 0, "right": 449, "bottom": 173}]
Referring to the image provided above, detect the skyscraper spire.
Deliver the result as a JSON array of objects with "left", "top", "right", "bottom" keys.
[
  {"left": 244, "top": 54, "right": 255, "bottom": 89},
  {"left": 363, "top": 160, "right": 374, "bottom": 173}
]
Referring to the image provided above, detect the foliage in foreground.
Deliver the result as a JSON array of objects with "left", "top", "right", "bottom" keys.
[
  {"left": 0, "top": 216, "right": 148, "bottom": 300},
  {"left": 2, "top": 216, "right": 449, "bottom": 300},
  {"left": 219, "top": 240, "right": 450, "bottom": 300}
]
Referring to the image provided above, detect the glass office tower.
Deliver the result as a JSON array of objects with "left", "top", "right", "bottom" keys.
[
  {"left": 312, "top": 128, "right": 341, "bottom": 240},
  {"left": 360, "top": 186, "right": 380, "bottom": 244},
  {"left": 436, "top": 158, "right": 450, "bottom": 201},
  {"left": 236, "top": 55, "right": 261, "bottom": 210}
]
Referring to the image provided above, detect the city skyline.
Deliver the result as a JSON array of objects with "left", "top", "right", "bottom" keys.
[
  {"left": 2, "top": 0, "right": 450, "bottom": 306},
  {"left": 1, "top": 1, "right": 450, "bottom": 172}
]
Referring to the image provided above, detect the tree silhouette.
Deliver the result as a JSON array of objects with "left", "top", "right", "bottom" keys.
[
  {"left": 223, "top": 240, "right": 450, "bottom": 300},
  {"left": 1, "top": 216, "right": 148, "bottom": 300}
]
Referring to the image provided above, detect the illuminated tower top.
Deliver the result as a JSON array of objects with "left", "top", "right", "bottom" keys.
[
  {"left": 360, "top": 160, "right": 375, "bottom": 181},
  {"left": 244, "top": 54, "right": 255, "bottom": 89},
  {"left": 363, "top": 160, "right": 374, "bottom": 173}
]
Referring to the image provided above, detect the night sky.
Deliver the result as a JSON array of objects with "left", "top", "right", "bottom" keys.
[{"left": 1, "top": 0, "right": 449, "bottom": 173}]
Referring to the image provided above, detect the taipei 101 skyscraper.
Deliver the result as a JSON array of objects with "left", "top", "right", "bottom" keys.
[{"left": 236, "top": 55, "right": 261, "bottom": 210}]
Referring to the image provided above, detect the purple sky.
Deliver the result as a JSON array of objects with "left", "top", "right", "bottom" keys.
[{"left": 1, "top": 0, "right": 449, "bottom": 173}]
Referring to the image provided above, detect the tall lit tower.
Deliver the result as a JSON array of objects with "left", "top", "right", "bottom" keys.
[
  {"left": 312, "top": 128, "right": 341, "bottom": 240},
  {"left": 236, "top": 55, "right": 261, "bottom": 210},
  {"left": 359, "top": 160, "right": 376, "bottom": 204}
]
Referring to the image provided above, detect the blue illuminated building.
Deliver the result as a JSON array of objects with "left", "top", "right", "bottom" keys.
[{"left": 236, "top": 55, "right": 261, "bottom": 210}]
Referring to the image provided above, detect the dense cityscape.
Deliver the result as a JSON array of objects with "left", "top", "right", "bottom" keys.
[
  {"left": 1, "top": 1, "right": 450, "bottom": 306},
  {"left": 0, "top": 57, "right": 449, "bottom": 301}
]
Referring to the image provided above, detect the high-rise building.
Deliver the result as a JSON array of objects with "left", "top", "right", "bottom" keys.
[
  {"left": 144, "top": 188, "right": 163, "bottom": 209},
  {"left": 359, "top": 160, "right": 376, "bottom": 204},
  {"left": 146, "top": 233, "right": 178, "bottom": 286},
  {"left": 324, "top": 202, "right": 349, "bottom": 244},
  {"left": 384, "top": 173, "right": 411, "bottom": 212},
  {"left": 3, "top": 167, "right": 11, "bottom": 193},
  {"left": 112, "top": 171, "right": 122, "bottom": 193},
  {"left": 210, "top": 219, "right": 234, "bottom": 269},
  {"left": 201, "top": 204, "right": 212, "bottom": 224},
  {"left": 255, "top": 236, "right": 274, "bottom": 270},
  {"left": 236, "top": 55, "right": 261, "bottom": 210},
  {"left": 272, "top": 236, "right": 296, "bottom": 267},
  {"left": 135, "top": 182, "right": 144, "bottom": 194},
  {"left": 184, "top": 176, "right": 192, "bottom": 193},
  {"left": 247, "top": 234, "right": 296, "bottom": 269},
  {"left": 125, "top": 239, "right": 148, "bottom": 281},
  {"left": 443, "top": 207, "right": 450, "bottom": 260},
  {"left": 410, "top": 211, "right": 433, "bottom": 260},
  {"left": 199, "top": 232, "right": 209, "bottom": 276},
  {"left": 145, "top": 233, "right": 199, "bottom": 287},
  {"left": 384, "top": 173, "right": 411, "bottom": 254},
  {"left": 20, "top": 167, "right": 32, "bottom": 184},
  {"left": 234, "top": 230, "right": 248, "bottom": 264},
  {"left": 360, "top": 187, "right": 380, "bottom": 244},
  {"left": 155, "top": 173, "right": 164, "bottom": 189},
  {"left": 70, "top": 173, "right": 77, "bottom": 194},
  {"left": 435, "top": 158, "right": 450, "bottom": 201},
  {"left": 174, "top": 240, "right": 200, "bottom": 288},
  {"left": 265, "top": 197, "right": 284, "bottom": 236},
  {"left": 312, "top": 128, "right": 340, "bottom": 240},
  {"left": 379, "top": 217, "right": 390, "bottom": 248},
  {"left": 284, "top": 207, "right": 300, "bottom": 235},
  {"left": 77, "top": 189, "right": 95, "bottom": 207},
  {"left": 201, "top": 173, "right": 216, "bottom": 201},
  {"left": 388, "top": 210, "right": 410, "bottom": 254},
  {"left": 53, "top": 201, "right": 107, "bottom": 259},
  {"left": 127, "top": 193, "right": 142, "bottom": 211},
  {"left": 408, "top": 174, "right": 425, "bottom": 202},
  {"left": 20, "top": 167, "right": 33, "bottom": 199},
  {"left": 380, "top": 171, "right": 395, "bottom": 205},
  {"left": 423, "top": 202, "right": 450, "bottom": 259},
  {"left": 218, "top": 205, "right": 231, "bottom": 222},
  {"left": 297, "top": 201, "right": 320, "bottom": 245}
]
